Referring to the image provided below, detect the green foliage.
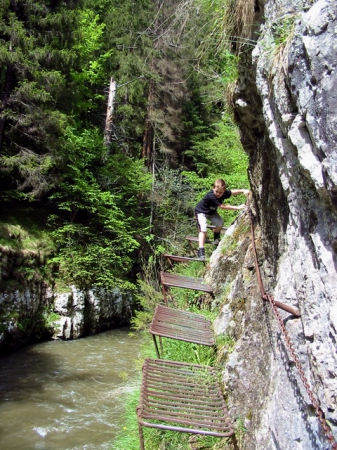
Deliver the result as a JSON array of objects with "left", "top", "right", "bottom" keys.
[
  {"left": 184, "top": 115, "right": 248, "bottom": 178},
  {"left": 42, "top": 122, "right": 152, "bottom": 290},
  {"left": 130, "top": 278, "right": 163, "bottom": 330},
  {"left": 1, "top": 0, "right": 249, "bottom": 315},
  {"left": 187, "top": 0, "right": 245, "bottom": 107},
  {"left": 182, "top": 116, "right": 249, "bottom": 226},
  {"left": 50, "top": 229, "right": 137, "bottom": 290},
  {"left": 69, "top": 8, "right": 113, "bottom": 111},
  {"left": 45, "top": 312, "right": 61, "bottom": 325},
  {"left": 270, "top": 15, "right": 297, "bottom": 48},
  {"left": 160, "top": 338, "right": 217, "bottom": 366},
  {"left": 0, "top": 207, "right": 55, "bottom": 254},
  {"left": 180, "top": 72, "right": 217, "bottom": 149},
  {"left": 0, "top": 1, "right": 78, "bottom": 196},
  {"left": 150, "top": 168, "right": 198, "bottom": 251},
  {"left": 0, "top": 0, "right": 154, "bottom": 290}
]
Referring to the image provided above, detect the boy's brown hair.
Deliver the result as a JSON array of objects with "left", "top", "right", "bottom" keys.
[{"left": 213, "top": 179, "right": 226, "bottom": 194}]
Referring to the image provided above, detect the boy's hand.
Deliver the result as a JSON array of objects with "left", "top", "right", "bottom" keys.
[{"left": 242, "top": 189, "right": 250, "bottom": 196}]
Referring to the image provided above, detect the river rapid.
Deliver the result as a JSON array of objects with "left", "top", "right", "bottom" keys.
[{"left": 0, "top": 328, "right": 145, "bottom": 450}]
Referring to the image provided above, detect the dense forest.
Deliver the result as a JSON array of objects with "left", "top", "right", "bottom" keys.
[
  {"left": 0, "top": 0, "right": 249, "bottom": 293},
  {"left": 2, "top": 1, "right": 336, "bottom": 449}
]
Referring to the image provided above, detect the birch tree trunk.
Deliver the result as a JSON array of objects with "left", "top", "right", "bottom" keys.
[{"left": 104, "top": 77, "right": 117, "bottom": 146}]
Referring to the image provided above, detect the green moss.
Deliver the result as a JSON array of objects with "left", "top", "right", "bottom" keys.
[
  {"left": 220, "top": 282, "right": 233, "bottom": 302},
  {"left": 232, "top": 221, "right": 250, "bottom": 241},
  {"left": 220, "top": 220, "right": 250, "bottom": 256},
  {"left": 0, "top": 207, "right": 55, "bottom": 255},
  {"left": 234, "top": 416, "right": 247, "bottom": 448},
  {"left": 220, "top": 235, "right": 237, "bottom": 254},
  {"left": 229, "top": 297, "right": 246, "bottom": 315}
]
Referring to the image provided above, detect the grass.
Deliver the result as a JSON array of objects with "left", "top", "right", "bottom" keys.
[
  {"left": 113, "top": 332, "right": 235, "bottom": 450},
  {"left": 261, "top": 13, "right": 297, "bottom": 81},
  {"left": 116, "top": 214, "right": 253, "bottom": 449},
  {"left": 114, "top": 394, "right": 231, "bottom": 450},
  {"left": 114, "top": 304, "right": 237, "bottom": 450},
  {"left": 0, "top": 205, "right": 55, "bottom": 255}
]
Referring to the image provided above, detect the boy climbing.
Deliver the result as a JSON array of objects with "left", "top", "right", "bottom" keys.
[{"left": 195, "top": 179, "right": 249, "bottom": 259}]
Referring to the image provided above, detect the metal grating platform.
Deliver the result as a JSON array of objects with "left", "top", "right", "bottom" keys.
[
  {"left": 164, "top": 253, "right": 206, "bottom": 263},
  {"left": 160, "top": 271, "right": 213, "bottom": 293},
  {"left": 160, "top": 271, "right": 213, "bottom": 304},
  {"left": 136, "top": 358, "right": 234, "bottom": 449},
  {"left": 149, "top": 304, "right": 215, "bottom": 357}
]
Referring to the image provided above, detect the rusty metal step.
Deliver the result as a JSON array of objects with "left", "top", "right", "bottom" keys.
[
  {"left": 160, "top": 271, "right": 213, "bottom": 293},
  {"left": 136, "top": 358, "right": 234, "bottom": 449},
  {"left": 160, "top": 271, "right": 213, "bottom": 305},
  {"left": 149, "top": 304, "right": 215, "bottom": 357},
  {"left": 164, "top": 253, "right": 206, "bottom": 263}
]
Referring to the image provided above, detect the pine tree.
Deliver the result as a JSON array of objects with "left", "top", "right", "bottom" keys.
[{"left": 0, "top": 0, "right": 81, "bottom": 197}]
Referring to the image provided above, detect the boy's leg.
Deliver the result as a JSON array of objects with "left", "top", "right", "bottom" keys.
[
  {"left": 196, "top": 214, "right": 207, "bottom": 258},
  {"left": 210, "top": 212, "right": 224, "bottom": 243},
  {"left": 199, "top": 231, "right": 207, "bottom": 247},
  {"left": 210, "top": 212, "right": 224, "bottom": 232}
]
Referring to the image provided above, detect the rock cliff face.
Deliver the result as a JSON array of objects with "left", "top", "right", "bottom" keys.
[
  {"left": 208, "top": 0, "right": 337, "bottom": 449},
  {"left": 52, "top": 286, "right": 132, "bottom": 341},
  {"left": 0, "top": 248, "right": 132, "bottom": 353}
]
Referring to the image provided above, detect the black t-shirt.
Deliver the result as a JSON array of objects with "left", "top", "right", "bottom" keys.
[{"left": 195, "top": 189, "right": 232, "bottom": 215}]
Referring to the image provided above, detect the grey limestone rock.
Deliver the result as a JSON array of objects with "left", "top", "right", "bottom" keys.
[{"left": 209, "top": 0, "right": 337, "bottom": 448}]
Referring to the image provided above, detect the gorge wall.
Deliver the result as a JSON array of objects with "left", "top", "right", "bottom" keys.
[
  {"left": 0, "top": 248, "right": 132, "bottom": 353},
  {"left": 208, "top": 0, "right": 337, "bottom": 449}
]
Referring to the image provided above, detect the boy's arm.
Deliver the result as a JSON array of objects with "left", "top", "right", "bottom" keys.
[
  {"left": 220, "top": 203, "right": 246, "bottom": 211},
  {"left": 231, "top": 189, "right": 250, "bottom": 196}
]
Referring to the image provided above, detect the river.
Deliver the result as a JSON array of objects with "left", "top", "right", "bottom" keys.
[{"left": 0, "top": 328, "right": 145, "bottom": 450}]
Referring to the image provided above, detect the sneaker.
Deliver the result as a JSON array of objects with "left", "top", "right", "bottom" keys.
[
  {"left": 213, "top": 232, "right": 221, "bottom": 245},
  {"left": 197, "top": 248, "right": 205, "bottom": 259}
]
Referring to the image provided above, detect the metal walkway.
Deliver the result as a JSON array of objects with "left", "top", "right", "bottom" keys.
[
  {"left": 149, "top": 304, "right": 215, "bottom": 357},
  {"left": 136, "top": 358, "right": 234, "bottom": 450},
  {"left": 160, "top": 271, "right": 213, "bottom": 304},
  {"left": 163, "top": 253, "right": 205, "bottom": 263}
]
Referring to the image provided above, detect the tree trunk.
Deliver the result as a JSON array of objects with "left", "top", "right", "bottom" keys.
[{"left": 104, "top": 77, "right": 117, "bottom": 146}]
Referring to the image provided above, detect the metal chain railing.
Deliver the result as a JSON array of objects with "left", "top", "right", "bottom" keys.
[{"left": 247, "top": 200, "right": 337, "bottom": 449}]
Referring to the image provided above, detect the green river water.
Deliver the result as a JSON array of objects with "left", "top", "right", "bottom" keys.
[{"left": 0, "top": 327, "right": 145, "bottom": 450}]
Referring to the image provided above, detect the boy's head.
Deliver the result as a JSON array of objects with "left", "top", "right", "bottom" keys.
[{"left": 213, "top": 179, "right": 226, "bottom": 197}]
